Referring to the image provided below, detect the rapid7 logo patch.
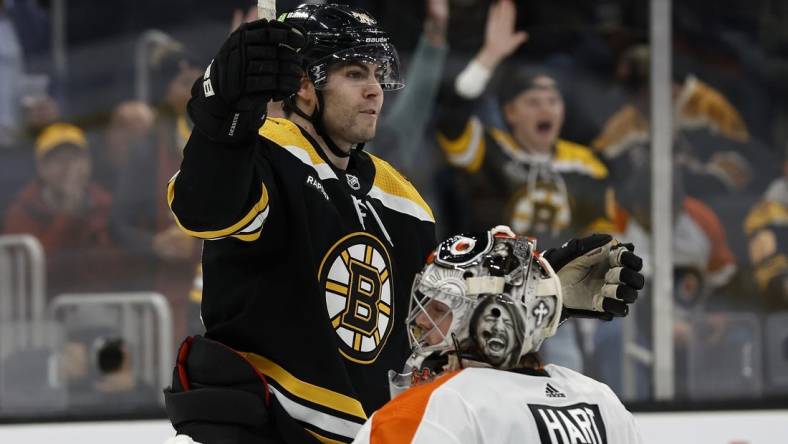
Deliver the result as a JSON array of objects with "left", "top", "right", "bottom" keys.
[{"left": 528, "top": 403, "right": 607, "bottom": 444}]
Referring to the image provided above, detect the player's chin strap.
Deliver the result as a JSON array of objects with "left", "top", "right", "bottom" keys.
[{"left": 285, "top": 92, "right": 365, "bottom": 159}]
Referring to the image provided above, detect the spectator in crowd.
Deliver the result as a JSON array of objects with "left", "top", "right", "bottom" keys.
[
  {"left": 744, "top": 152, "right": 788, "bottom": 311},
  {"left": 434, "top": 0, "right": 619, "bottom": 372},
  {"left": 435, "top": 0, "right": 616, "bottom": 249},
  {"left": 0, "top": 88, "right": 60, "bottom": 219},
  {"left": 593, "top": 43, "right": 782, "bottom": 264},
  {"left": 91, "top": 100, "right": 155, "bottom": 191},
  {"left": 593, "top": 44, "right": 780, "bottom": 201},
  {"left": 3, "top": 122, "right": 121, "bottom": 297},
  {"left": 109, "top": 41, "right": 202, "bottom": 339}
]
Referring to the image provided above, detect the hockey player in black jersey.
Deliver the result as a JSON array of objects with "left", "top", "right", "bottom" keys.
[
  {"left": 162, "top": 4, "right": 644, "bottom": 444},
  {"left": 165, "top": 5, "right": 437, "bottom": 443}
]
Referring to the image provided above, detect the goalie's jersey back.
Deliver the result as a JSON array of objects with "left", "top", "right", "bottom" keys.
[
  {"left": 354, "top": 365, "right": 642, "bottom": 444},
  {"left": 168, "top": 118, "right": 436, "bottom": 443}
]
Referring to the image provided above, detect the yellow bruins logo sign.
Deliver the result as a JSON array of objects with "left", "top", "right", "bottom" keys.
[{"left": 318, "top": 232, "right": 394, "bottom": 364}]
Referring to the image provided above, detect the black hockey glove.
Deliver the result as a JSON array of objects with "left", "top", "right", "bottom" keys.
[
  {"left": 188, "top": 19, "right": 306, "bottom": 144},
  {"left": 543, "top": 233, "right": 645, "bottom": 321}
]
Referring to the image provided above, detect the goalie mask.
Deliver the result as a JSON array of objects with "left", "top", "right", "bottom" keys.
[{"left": 405, "top": 226, "right": 563, "bottom": 373}]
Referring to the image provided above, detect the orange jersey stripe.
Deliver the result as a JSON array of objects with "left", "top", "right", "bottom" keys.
[{"left": 369, "top": 371, "right": 462, "bottom": 444}]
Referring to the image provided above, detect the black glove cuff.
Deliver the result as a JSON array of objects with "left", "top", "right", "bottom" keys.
[
  {"left": 561, "top": 308, "right": 614, "bottom": 322},
  {"left": 187, "top": 94, "right": 265, "bottom": 145}
]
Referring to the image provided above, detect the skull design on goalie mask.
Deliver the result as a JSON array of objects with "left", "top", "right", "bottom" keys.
[{"left": 404, "top": 226, "right": 563, "bottom": 372}]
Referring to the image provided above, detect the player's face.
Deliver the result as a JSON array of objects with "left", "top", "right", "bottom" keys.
[
  {"left": 474, "top": 300, "right": 516, "bottom": 366},
  {"left": 504, "top": 76, "right": 564, "bottom": 154},
  {"left": 320, "top": 61, "right": 384, "bottom": 149},
  {"left": 414, "top": 299, "right": 453, "bottom": 346}
]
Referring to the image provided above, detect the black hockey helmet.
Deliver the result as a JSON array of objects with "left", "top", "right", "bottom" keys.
[
  {"left": 277, "top": 4, "right": 402, "bottom": 158},
  {"left": 279, "top": 3, "right": 404, "bottom": 91}
]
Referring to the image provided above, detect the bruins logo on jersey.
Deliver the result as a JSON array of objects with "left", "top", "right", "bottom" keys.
[
  {"left": 319, "top": 232, "right": 394, "bottom": 364},
  {"left": 506, "top": 182, "right": 571, "bottom": 236}
]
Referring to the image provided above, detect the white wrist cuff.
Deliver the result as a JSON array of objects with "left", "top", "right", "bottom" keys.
[{"left": 454, "top": 60, "right": 492, "bottom": 99}]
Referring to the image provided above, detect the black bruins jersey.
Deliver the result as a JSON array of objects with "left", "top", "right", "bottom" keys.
[
  {"left": 436, "top": 95, "right": 616, "bottom": 249},
  {"left": 168, "top": 118, "right": 436, "bottom": 443}
]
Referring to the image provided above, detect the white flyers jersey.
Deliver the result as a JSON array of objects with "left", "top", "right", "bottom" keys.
[{"left": 353, "top": 365, "right": 642, "bottom": 444}]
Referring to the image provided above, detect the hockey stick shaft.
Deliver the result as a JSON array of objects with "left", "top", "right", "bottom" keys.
[{"left": 258, "top": 0, "right": 276, "bottom": 21}]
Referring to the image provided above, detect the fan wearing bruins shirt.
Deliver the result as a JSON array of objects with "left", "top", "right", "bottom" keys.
[
  {"left": 162, "top": 5, "right": 437, "bottom": 444},
  {"left": 436, "top": 0, "right": 615, "bottom": 249},
  {"left": 744, "top": 166, "right": 788, "bottom": 310}
]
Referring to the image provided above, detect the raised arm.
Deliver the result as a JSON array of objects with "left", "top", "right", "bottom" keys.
[
  {"left": 436, "top": 0, "right": 527, "bottom": 172},
  {"left": 168, "top": 19, "right": 304, "bottom": 241}
]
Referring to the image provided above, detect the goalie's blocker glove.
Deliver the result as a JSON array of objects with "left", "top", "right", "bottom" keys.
[
  {"left": 543, "top": 234, "right": 645, "bottom": 321},
  {"left": 188, "top": 19, "right": 306, "bottom": 144}
]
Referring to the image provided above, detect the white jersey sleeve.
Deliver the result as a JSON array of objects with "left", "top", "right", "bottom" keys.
[{"left": 596, "top": 380, "right": 644, "bottom": 444}]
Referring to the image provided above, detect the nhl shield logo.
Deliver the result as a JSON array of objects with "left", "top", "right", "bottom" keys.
[
  {"left": 346, "top": 174, "right": 361, "bottom": 190},
  {"left": 318, "top": 232, "right": 394, "bottom": 364}
]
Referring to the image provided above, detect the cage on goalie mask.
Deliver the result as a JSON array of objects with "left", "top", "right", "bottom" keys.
[
  {"left": 280, "top": 3, "right": 404, "bottom": 91},
  {"left": 405, "top": 226, "right": 563, "bottom": 370}
]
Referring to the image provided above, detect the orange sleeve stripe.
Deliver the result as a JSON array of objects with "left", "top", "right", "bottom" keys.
[{"left": 370, "top": 371, "right": 461, "bottom": 444}]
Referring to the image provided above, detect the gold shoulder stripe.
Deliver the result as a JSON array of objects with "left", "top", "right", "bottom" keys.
[
  {"left": 231, "top": 231, "right": 263, "bottom": 242},
  {"left": 437, "top": 117, "right": 486, "bottom": 172},
  {"left": 260, "top": 118, "right": 326, "bottom": 165},
  {"left": 368, "top": 154, "right": 435, "bottom": 222},
  {"left": 745, "top": 200, "right": 788, "bottom": 235},
  {"left": 555, "top": 140, "right": 608, "bottom": 179},
  {"left": 489, "top": 127, "right": 519, "bottom": 152},
  {"left": 168, "top": 174, "right": 269, "bottom": 240},
  {"left": 680, "top": 78, "right": 750, "bottom": 143},
  {"left": 239, "top": 352, "right": 368, "bottom": 421},
  {"left": 437, "top": 117, "right": 477, "bottom": 154},
  {"left": 489, "top": 127, "right": 527, "bottom": 166}
]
